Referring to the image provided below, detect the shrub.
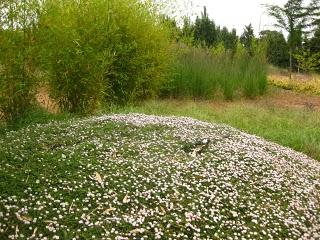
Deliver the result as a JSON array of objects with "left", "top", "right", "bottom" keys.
[
  {"left": 38, "top": 0, "right": 173, "bottom": 112},
  {"left": 106, "top": 0, "right": 173, "bottom": 104},
  {"left": 38, "top": 0, "right": 115, "bottom": 113},
  {"left": 0, "top": 1, "right": 38, "bottom": 122}
]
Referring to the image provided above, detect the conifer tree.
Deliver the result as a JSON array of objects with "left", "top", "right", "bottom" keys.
[{"left": 240, "top": 24, "right": 255, "bottom": 55}]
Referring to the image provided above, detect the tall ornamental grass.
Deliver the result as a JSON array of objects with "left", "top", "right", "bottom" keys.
[
  {"left": 106, "top": 0, "right": 173, "bottom": 104},
  {"left": 0, "top": 0, "right": 38, "bottom": 122},
  {"left": 167, "top": 43, "right": 267, "bottom": 100},
  {"left": 38, "top": 0, "right": 173, "bottom": 113},
  {"left": 38, "top": 0, "right": 114, "bottom": 113}
]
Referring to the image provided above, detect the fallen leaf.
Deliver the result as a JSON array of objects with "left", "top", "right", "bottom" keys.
[
  {"left": 16, "top": 213, "right": 32, "bottom": 223},
  {"left": 30, "top": 227, "right": 38, "bottom": 239},
  {"left": 160, "top": 206, "right": 166, "bottom": 215},
  {"left": 103, "top": 207, "right": 116, "bottom": 215},
  {"left": 43, "top": 220, "right": 56, "bottom": 224},
  {"left": 95, "top": 172, "right": 104, "bottom": 187}
]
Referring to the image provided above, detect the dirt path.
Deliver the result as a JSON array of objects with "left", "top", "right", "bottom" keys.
[
  {"left": 36, "top": 87, "right": 59, "bottom": 113},
  {"left": 205, "top": 88, "right": 320, "bottom": 111},
  {"left": 256, "top": 88, "right": 320, "bottom": 111},
  {"left": 35, "top": 86, "right": 320, "bottom": 114}
]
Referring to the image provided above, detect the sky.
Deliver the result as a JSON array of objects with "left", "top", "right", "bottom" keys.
[{"left": 175, "top": 0, "right": 288, "bottom": 35}]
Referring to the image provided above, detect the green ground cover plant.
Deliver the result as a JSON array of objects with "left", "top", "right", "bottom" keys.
[
  {"left": 114, "top": 99, "right": 320, "bottom": 161},
  {"left": 0, "top": 114, "right": 319, "bottom": 239}
]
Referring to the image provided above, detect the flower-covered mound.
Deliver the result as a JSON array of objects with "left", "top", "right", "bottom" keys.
[{"left": 0, "top": 114, "right": 319, "bottom": 240}]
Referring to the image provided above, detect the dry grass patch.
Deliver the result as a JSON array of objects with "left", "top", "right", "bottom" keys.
[{"left": 268, "top": 68, "right": 320, "bottom": 96}]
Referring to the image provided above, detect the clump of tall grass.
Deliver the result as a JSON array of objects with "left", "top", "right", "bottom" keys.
[
  {"left": 37, "top": 0, "right": 114, "bottom": 113},
  {"left": 0, "top": 1, "right": 38, "bottom": 122},
  {"left": 166, "top": 43, "right": 267, "bottom": 100},
  {"left": 37, "top": 0, "right": 173, "bottom": 113}
]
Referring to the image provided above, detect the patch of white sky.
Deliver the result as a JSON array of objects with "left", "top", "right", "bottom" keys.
[{"left": 170, "top": 0, "right": 288, "bottom": 36}]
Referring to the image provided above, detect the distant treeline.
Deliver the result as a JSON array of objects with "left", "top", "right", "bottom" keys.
[{"left": 166, "top": 4, "right": 320, "bottom": 72}]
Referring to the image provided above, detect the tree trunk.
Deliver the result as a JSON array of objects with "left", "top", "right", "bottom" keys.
[{"left": 289, "top": 48, "right": 293, "bottom": 80}]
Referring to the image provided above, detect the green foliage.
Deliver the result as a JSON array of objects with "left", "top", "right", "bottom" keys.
[
  {"left": 105, "top": 0, "right": 173, "bottom": 104},
  {"left": 38, "top": 0, "right": 114, "bottom": 113},
  {"left": 218, "top": 27, "right": 238, "bottom": 53},
  {"left": 168, "top": 45, "right": 219, "bottom": 99},
  {"left": 193, "top": 7, "right": 217, "bottom": 47},
  {"left": 183, "top": 6, "right": 238, "bottom": 52},
  {"left": 260, "top": 30, "right": 289, "bottom": 68},
  {"left": 181, "top": 17, "right": 195, "bottom": 45},
  {"left": 308, "top": 0, "right": 320, "bottom": 30},
  {"left": 165, "top": 43, "right": 267, "bottom": 100},
  {"left": 309, "top": 25, "right": 320, "bottom": 53},
  {"left": 38, "top": 0, "right": 173, "bottom": 112},
  {"left": 295, "top": 50, "right": 320, "bottom": 72},
  {"left": 296, "top": 24, "right": 320, "bottom": 72},
  {"left": 160, "top": 15, "right": 181, "bottom": 42},
  {"left": 265, "top": 0, "right": 316, "bottom": 75},
  {"left": 265, "top": 0, "right": 311, "bottom": 36},
  {"left": 240, "top": 24, "right": 255, "bottom": 55},
  {"left": 0, "top": 0, "right": 38, "bottom": 122},
  {"left": 238, "top": 42, "right": 268, "bottom": 98}
]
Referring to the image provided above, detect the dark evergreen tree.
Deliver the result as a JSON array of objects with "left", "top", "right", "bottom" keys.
[
  {"left": 260, "top": 30, "right": 289, "bottom": 68},
  {"left": 181, "top": 16, "right": 194, "bottom": 43},
  {"left": 217, "top": 27, "right": 238, "bottom": 53},
  {"left": 308, "top": 0, "right": 320, "bottom": 31},
  {"left": 309, "top": 25, "right": 320, "bottom": 52},
  {"left": 226, "top": 28, "right": 238, "bottom": 53},
  {"left": 240, "top": 24, "right": 255, "bottom": 55},
  {"left": 193, "top": 6, "right": 217, "bottom": 47}
]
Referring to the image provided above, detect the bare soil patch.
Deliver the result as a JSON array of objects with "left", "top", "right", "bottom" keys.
[
  {"left": 203, "top": 88, "right": 320, "bottom": 111},
  {"left": 35, "top": 87, "right": 59, "bottom": 113}
]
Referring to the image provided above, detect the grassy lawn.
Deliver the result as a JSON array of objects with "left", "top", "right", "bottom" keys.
[
  {"left": 1, "top": 114, "right": 319, "bottom": 239},
  {"left": 113, "top": 91, "right": 320, "bottom": 161}
]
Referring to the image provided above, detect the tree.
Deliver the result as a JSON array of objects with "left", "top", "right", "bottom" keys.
[
  {"left": 160, "top": 15, "right": 181, "bottom": 42},
  {"left": 265, "top": 0, "right": 313, "bottom": 78},
  {"left": 260, "top": 30, "right": 289, "bottom": 68},
  {"left": 194, "top": 6, "right": 217, "bottom": 47},
  {"left": 297, "top": 24, "right": 320, "bottom": 72},
  {"left": 295, "top": 50, "right": 320, "bottom": 72},
  {"left": 240, "top": 24, "right": 255, "bottom": 55},
  {"left": 181, "top": 16, "right": 194, "bottom": 45},
  {"left": 309, "top": 25, "right": 320, "bottom": 52},
  {"left": 308, "top": 0, "right": 320, "bottom": 31},
  {"left": 218, "top": 27, "right": 238, "bottom": 53}
]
